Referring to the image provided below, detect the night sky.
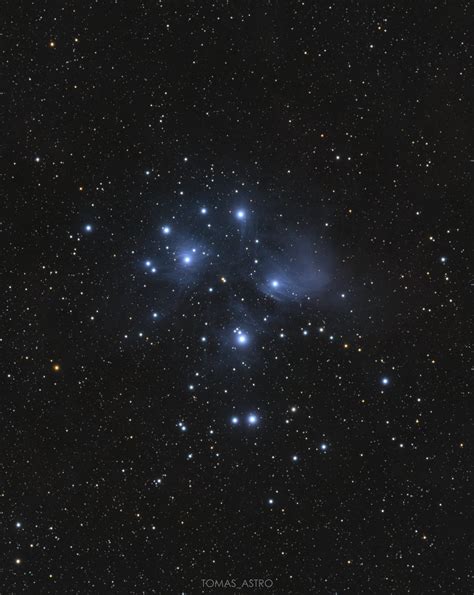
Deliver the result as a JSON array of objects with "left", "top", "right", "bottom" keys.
[{"left": 3, "top": 2, "right": 472, "bottom": 593}]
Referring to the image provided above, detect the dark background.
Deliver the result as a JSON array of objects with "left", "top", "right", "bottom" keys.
[{"left": 1, "top": 1, "right": 472, "bottom": 593}]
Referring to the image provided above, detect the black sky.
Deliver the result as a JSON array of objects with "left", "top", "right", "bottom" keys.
[{"left": 2, "top": 2, "right": 472, "bottom": 593}]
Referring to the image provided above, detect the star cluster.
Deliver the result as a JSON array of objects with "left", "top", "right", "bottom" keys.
[{"left": 2, "top": 2, "right": 470, "bottom": 593}]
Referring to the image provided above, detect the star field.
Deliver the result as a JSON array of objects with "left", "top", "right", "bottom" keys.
[{"left": 2, "top": 2, "right": 472, "bottom": 593}]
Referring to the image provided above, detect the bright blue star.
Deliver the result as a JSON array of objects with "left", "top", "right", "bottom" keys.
[
  {"left": 145, "top": 260, "right": 152, "bottom": 267},
  {"left": 248, "top": 414, "right": 258, "bottom": 425},
  {"left": 162, "top": 225, "right": 171, "bottom": 235},
  {"left": 235, "top": 329, "right": 249, "bottom": 345},
  {"left": 200, "top": 207, "right": 207, "bottom": 215},
  {"left": 271, "top": 280, "right": 280, "bottom": 288},
  {"left": 381, "top": 377, "right": 390, "bottom": 385},
  {"left": 321, "top": 443, "right": 328, "bottom": 451},
  {"left": 236, "top": 209, "right": 246, "bottom": 220},
  {"left": 84, "top": 224, "right": 93, "bottom": 232},
  {"left": 231, "top": 416, "right": 239, "bottom": 425}
]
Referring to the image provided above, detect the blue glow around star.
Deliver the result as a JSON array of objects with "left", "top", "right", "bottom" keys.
[
  {"left": 248, "top": 413, "right": 258, "bottom": 425},
  {"left": 234, "top": 328, "right": 249, "bottom": 346}
]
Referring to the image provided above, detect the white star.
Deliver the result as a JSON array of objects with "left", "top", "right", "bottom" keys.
[{"left": 248, "top": 414, "right": 258, "bottom": 425}]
